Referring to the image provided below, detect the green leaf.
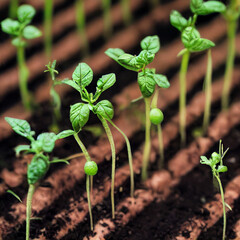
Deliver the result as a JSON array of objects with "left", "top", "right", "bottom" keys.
[
  {"left": 154, "top": 74, "right": 170, "bottom": 88},
  {"left": 36, "top": 132, "right": 57, "bottom": 153},
  {"left": 105, "top": 48, "right": 125, "bottom": 61},
  {"left": 97, "top": 73, "right": 116, "bottom": 91},
  {"left": 118, "top": 53, "right": 143, "bottom": 72},
  {"left": 181, "top": 26, "right": 200, "bottom": 49},
  {"left": 72, "top": 63, "right": 93, "bottom": 88},
  {"left": 170, "top": 10, "right": 188, "bottom": 32},
  {"left": 188, "top": 38, "right": 215, "bottom": 52},
  {"left": 217, "top": 165, "right": 228, "bottom": 173},
  {"left": 15, "top": 145, "right": 31, "bottom": 157},
  {"left": 1, "top": 18, "right": 20, "bottom": 35},
  {"left": 70, "top": 103, "right": 90, "bottom": 132},
  {"left": 17, "top": 4, "right": 36, "bottom": 24},
  {"left": 135, "top": 50, "right": 155, "bottom": 66},
  {"left": 94, "top": 100, "right": 114, "bottom": 120},
  {"left": 190, "top": 0, "right": 226, "bottom": 15},
  {"left": 140, "top": 35, "right": 160, "bottom": 54},
  {"left": 11, "top": 37, "right": 26, "bottom": 47},
  {"left": 5, "top": 117, "right": 34, "bottom": 140},
  {"left": 61, "top": 79, "right": 81, "bottom": 92},
  {"left": 200, "top": 156, "right": 211, "bottom": 165},
  {"left": 27, "top": 154, "right": 49, "bottom": 184},
  {"left": 23, "top": 25, "right": 41, "bottom": 39},
  {"left": 137, "top": 70, "right": 156, "bottom": 98},
  {"left": 7, "top": 190, "right": 22, "bottom": 203},
  {"left": 57, "top": 130, "right": 75, "bottom": 139}
]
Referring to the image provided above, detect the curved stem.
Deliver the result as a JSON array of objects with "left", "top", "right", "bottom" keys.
[
  {"left": 202, "top": 49, "right": 212, "bottom": 134},
  {"left": 215, "top": 174, "right": 226, "bottom": 240},
  {"left": 44, "top": 0, "right": 53, "bottom": 59},
  {"left": 73, "top": 133, "right": 94, "bottom": 229},
  {"left": 17, "top": 46, "right": 31, "bottom": 111},
  {"left": 99, "top": 117, "right": 116, "bottom": 219},
  {"left": 221, "top": 18, "right": 237, "bottom": 110},
  {"left": 26, "top": 184, "right": 35, "bottom": 240},
  {"left": 141, "top": 97, "right": 151, "bottom": 181},
  {"left": 179, "top": 50, "right": 190, "bottom": 147},
  {"left": 107, "top": 119, "right": 134, "bottom": 198},
  {"left": 157, "top": 124, "right": 164, "bottom": 169}
]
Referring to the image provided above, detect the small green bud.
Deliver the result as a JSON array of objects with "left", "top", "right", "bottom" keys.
[
  {"left": 84, "top": 161, "right": 98, "bottom": 176},
  {"left": 211, "top": 152, "right": 220, "bottom": 163},
  {"left": 150, "top": 108, "right": 164, "bottom": 125}
]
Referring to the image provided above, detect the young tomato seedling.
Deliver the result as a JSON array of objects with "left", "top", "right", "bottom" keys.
[
  {"left": 200, "top": 140, "right": 230, "bottom": 240},
  {"left": 170, "top": 0, "right": 226, "bottom": 145},
  {"left": 5, "top": 117, "right": 68, "bottom": 240},
  {"left": 105, "top": 35, "right": 170, "bottom": 180},
  {"left": 1, "top": 5, "right": 42, "bottom": 111},
  {"left": 221, "top": 0, "right": 240, "bottom": 110},
  {"left": 60, "top": 62, "right": 134, "bottom": 221}
]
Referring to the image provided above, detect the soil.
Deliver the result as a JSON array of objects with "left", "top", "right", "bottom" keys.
[{"left": 0, "top": 0, "right": 240, "bottom": 240}]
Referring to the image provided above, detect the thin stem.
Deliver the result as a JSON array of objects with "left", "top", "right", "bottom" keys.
[
  {"left": 157, "top": 124, "right": 164, "bottom": 169},
  {"left": 202, "top": 49, "right": 212, "bottom": 134},
  {"left": 99, "top": 117, "right": 116, "bottom": 219},
  {"left": 179, "top": 50, "right": 190, "bottom": 147},
  {"left": 44, "top": 0, "right": 53, "bottom": 59},
  {"left": 215, "top": 174, "right": 226, "bottom": 240},
  {"left": 26, "top": 184, "right": 35, "bottom": 240},
  {"left": 108, "top": 119, "right": 134, "bottom": 198},
  {"left": 221, "top": 18, "right": 237, "bottom": 110},
  {"left": 102, "top": 0, "right": 112, "bottom": 40},
  {"left": 75, "top": 0, "right": 89, "bottom": 56},
  {"left": 121, "top": 0, "right": 131, "bottom": 26},
  {"left": 73, "top": 133, "right": 94, "bottom": 230},
  {"left": 17, "top": 46, "right": 31, "bottom": 111},
  {"left": 9, "top": 0, "right": 18, "bottom": 18},
  {"left": 141, "top": 97, "right": 151, "bottom": 181},
  {"left": 86, "top": 175, "right": 93, "bottom": 231}
]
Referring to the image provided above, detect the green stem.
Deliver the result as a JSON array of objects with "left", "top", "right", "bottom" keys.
[
  {"left": 9, "top": 0, "right": 18, "bottom": 18},
  {"left": 141, "top": 97, "right": 151, "bottom": 181},
  {"left": 121, "top": 0, "right": 131, "bottom": 26},
  {"left": 76, "top": 0, "right": 89, "bottom": 56},
  {"left": 102, "top": 0, "right": 112, "bottom": 40},
  {"left": 202, "top": 49, "right": 212, "bottom": 134},
  {"left": 17, "top": 46, "right": 31, "bottom": 111},
  {"left": 108, "top": 119, "right": 134, "bottom": 198},
  {"left": 179, "top": 50, "right": 190, "bottom": 147},
  {"left": 44, "top": 0, "right": 53, "bottom": 59},
  {"left": 26, "top": 184, "right": 35, "bottom": 240},
  {"left": 73, "top": 133, "right": 93, "bottom": 229},
  {"left": 99, "top": 117, "right": 116, "bottom": 219},
  {"left": 157, "top": 124, "right": 164, "bottom": 169},
  {"left": 221, "top": 18, "right": 237, "bottom": 110},
  {"left": 215, "top": 174, "right": 226, "bottom": 240}
]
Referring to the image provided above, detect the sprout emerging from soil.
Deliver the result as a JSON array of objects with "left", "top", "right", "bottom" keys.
[
  {"left": 200, "top": 140, "right": 230, "bottom": 240},
  {"left": 170, "top": 0, "right": 226, "bottom": 145},
  {"left": 1, "top": 4, "right": 42, "bottom": 111},
  {"left": 105, "top": 35, "right": 170, "bottom": 180},
  {"left": 5, "top": 117, "right": 68, "bottom": 240}
]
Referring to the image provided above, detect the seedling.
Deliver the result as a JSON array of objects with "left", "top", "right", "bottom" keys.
[
  {"left": 170, "top": 0, "right": 226, "bottom": 145},
  {"left": 200, "top": 140, "right": 230, "bottom": 240},
  {"left": 5, "top": 117, "right": 68, "bottom": 240},
  {"left": 1, "top": 5, "right": 42, "bottom": 111},
  {"left": 121, "top": 0, "right": 132, "bottom": 26},
  {"left": 44, "top": 60, "right": 62, "bottom": 133},
  {"left": 102, "top": 0, "right": 112, "bottom": 39},
  {"left": 44, "top": 0, "right": 53, "bottom": 59},
  {"left": 60, "top": 62, "right": 134, "bottom": 221},
  {"left": 75, "top": 0, "right": 89, "bottom": 56},
  {"left": 105, "top": 35, "right": 170, "bottom": 180},
  {"left": 221, "top": 0, "right": 240, "bottom": 110}
]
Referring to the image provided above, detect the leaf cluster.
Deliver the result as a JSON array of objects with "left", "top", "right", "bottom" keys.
[
  {"left": 1, "top": 4, "right": 41, "bottom": 47},
  {"left": 5, "top": 117, "right": 65, "bottom": 184},
  {"left": 105, "top": 36, "right": 170, "bottom": 98},
  {"left": 200, "top": 140, "right": 229, "bottom": 176},
  {"left": 58, "top": 63, "right": 116, "bottom": 135},
  {"left": 170, "top": 0, "right": 226, "bottom": 53}
]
